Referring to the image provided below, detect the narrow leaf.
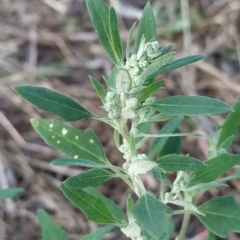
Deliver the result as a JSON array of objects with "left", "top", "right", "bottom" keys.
[
  {"left": 31, "top": 119, "right": 109, "bottom": 164},
  {"left": 156, "top": 154, "right": 206, "bottom": 172},
  {"left": 82, "top": 225, "right": 115, "bottom": 240},
  {"left": 104, "top": 66, "right": 117, "bottom": 90},
  {"left": 64, "top": 168, "right": 114, "bottom": 189},
  {"left": 37, "top": 209, "right": 66, "bottom": 240},
  {"left": 134, "top": 2, "right": 156, "bottom": 53},
  {"left": 184, "top": 182, "right": 228, "bottom": 192},
  {"left": 217, "top": 99, "right": 240, "bottom": 148},
  {"left": 60, "top": 184, "right": 125, "bottom": 225},
  {"left": 89, "top": 76, "right": 106, "bottom": 104},
  {"left": 158, "top": 44, "right": 174, "bottom": 57},
  {"left": 146, "top": 55, "right": 204, "bottom": 77},
  {"left": 152, "top": 96, "right": 231, "bottom": 116},
  {"left": 132, "top": 193, "right": 169, "bottom": 239},
  {"left": 51, "top": 158, "right": 110, "bottom": 168},
  {"left": 146, "top": 113, "right": 175, "bottom": 122},
  {"left": 220, "top": 170, "right": 240, "bottom": 182},
  {"left": 197, "top": 196, "right": 240, "bottom": 237},
  {"left": 127, "top": 195, "right": 135, "bottom": 218},
  {"left": 149, "top": 116, "right": 183, "bottom": 159},
  {"left": 85, "top": 0, "right": 123, "bottom": 67},
  {"left": 15, "top": 86, "right": 93, "bottom": 121},
  {"left": 126, "top": 22, "right": 137, "bottom": 60},
  {"left": 139, "top": 53, "right": 175, "bottom": 81},
  {"left": 137, "top": 80, "right": 164, "bottom": 102},
  {"left": 190, "top": 154, "right": 240, "bottom": 184},
  {"left": 109, "top": 7, "right": 123, "bottom": 65},
  {"left": 0, "top": 188, "right": 24, "bottom": 200}
]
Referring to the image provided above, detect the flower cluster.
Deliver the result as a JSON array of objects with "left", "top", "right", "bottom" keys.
[
  {"left": 104, "top": 91, "right": 119, "bottom": 120},
  {"left": 125, "top": 40, "right": 160, "bottom": 88}
]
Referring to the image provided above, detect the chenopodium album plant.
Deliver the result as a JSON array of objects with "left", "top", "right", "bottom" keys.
[{"left": 14, "top": 1, "right": 240, "bottom": 239}]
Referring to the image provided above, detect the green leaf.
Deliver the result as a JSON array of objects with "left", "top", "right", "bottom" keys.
[
  {"left": 135, "top": 121, "right": 151, "bottom": 147},
  {"left": 64, "top": 168, "right": 114, "bottom": 189},
  {"left": 37, "top": 209, "right": 66, "bottom": 240},
  {"left": 190, "top": 154, "right": 240, "bottom": 184},
  {"left": 127, "top": 195, "right": 135, "bottom": 218},
  {"left": 51, "top": 158, "right": 111, "bottom": 168},
  {"left": 132, "top": 193, "right": 169, "bottom": 239},
  {"left": 202, "top": 231, "right": 217, "bottom": 240},
  {"left": 158, "top": 128, "right": 182, "bottom": 157},
  {"left": 126, "top": 22, "right": 137, "bottom": 60},
  {"left": 82, "top": 225, "right": 115, "bottom": 240},
  {"left": 158, "top": 44, "right": 174, "bottom": 57},
  {"left": 197, "top": 196, "right": 240, "bottom": 237},
  {"left": 149, "top": 116, "right": 183, "bottom": 159},
  {"left": 104, "top": 67, "right": 117, "bottom": 90},
  {"left": 31, "top": 119, "right": 109, "bottom": 164},
  {"left": 156, "top": 154, "right": 206, "bottom": 172},
  {"left": 83, "top": 187, "right": 127, "bottom": 227},
  {"left": 220, "top": 170, "right": 240, "bottom": 182},
  {"left": 15, "top": 86, "right": 93, "bottom": 121},
  {"left": 139, "top": 53, "right": 175, "bottom": 81},
  {"left": 217, "top": 99, "right": 240, "bottom": 148},
  {"left": 109, "top": 7, "right": 123, "bottom": 65},
  {"left": 137, "top": 80, "right": 164, "bottom": 102},
  {"left": 60, "top": 184, "right": 125, "bottom": 226},
  {"left": 217, "top": 135, "right": 235, "bottom": 150},
  {"left": 152, "top": 96, "right": 231, "bottom": 116},
  {"left": 89, "top": 76, "right": 106, "bottom": 104},
  {"left": 134, "top": 2, "right": 156, "bottom": 53},
  {"left": 161, "top": 215, "right": 174, "bottom": 240},
  {"left": 85, "top": 0, "right": 123, "bottom": 67},
  {"left": 184, "top": 182, "right": 228, "bottom": 192},
  {"left": 146, "top": 113, "right": 175, "bottom": 122},
  {"left": 0, "top": 188, "right": 24, "bottom": 200},
  {"left": 146, "top": 55, "right": 204, "bottom": 77}
]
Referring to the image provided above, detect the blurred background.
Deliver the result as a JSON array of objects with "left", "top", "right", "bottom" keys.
[{"left": 0, "top": 0, "right": 240, "bottom": 239}]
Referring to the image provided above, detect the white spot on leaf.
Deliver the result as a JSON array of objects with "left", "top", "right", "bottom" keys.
[
  {"left": 90, "top": 139, "right": 94, "bottom": 143},
  {"left": 75, "top": 136, "right": 79, "bottom": 140},
  {"left": 61, "top": 128, "right": 68, "bottom": 135},
  {"left": 73, "top": 155, "right": 78, "bottom": 159},
  {"left": 49, "top": 123, "right": 54, "bottom": 128},
  {"left": 57, "top": 140, "right": 61, "bottom": 144}
]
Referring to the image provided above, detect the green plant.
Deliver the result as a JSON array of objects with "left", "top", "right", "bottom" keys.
[
  {"left": 0, "top": 188, "right": 24, "bottom": 200},
  {"left": 14, "top": 1, "right": 240, "bottom": 239}
]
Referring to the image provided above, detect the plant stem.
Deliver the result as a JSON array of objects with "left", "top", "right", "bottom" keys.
[{"left": 178, "top": 213, "right": 191, "bottom": 240}]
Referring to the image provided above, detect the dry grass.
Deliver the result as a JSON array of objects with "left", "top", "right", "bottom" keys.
[{"left": 0, "top": 0, "right": 240, "bottom": 239}]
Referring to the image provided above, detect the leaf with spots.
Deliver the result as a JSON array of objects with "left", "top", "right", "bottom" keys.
[
  {"left": 31, "top": 119, "right": 109, "bottom": 164},
  {"left": 15, "top": 86, "right": 94, "bottom": 121}
]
